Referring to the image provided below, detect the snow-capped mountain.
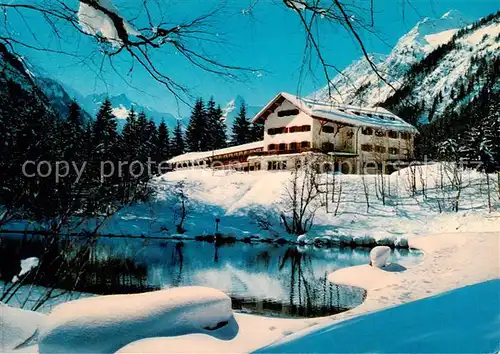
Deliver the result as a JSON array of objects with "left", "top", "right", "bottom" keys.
[
  {"left": 382, "top": 11, "right": 500, "bottom": 123},
  {"left": 80, "top": 93, "right": 182, "bottom": 130},
  {"left": 309, "top": 10, "right": 472, "bottom": 106},
  {"left": 222, "top": 95, "right": 262, "bottom": 135}
]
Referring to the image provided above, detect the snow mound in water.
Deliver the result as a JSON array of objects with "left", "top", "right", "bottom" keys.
[
  {"left": 370, "top": 246, "right": 391, "bottom": 268},
  {"left": 38, "top": 286, "right": 233, "bottom": 354},
  {"left": 0, "top": 302, "right": 46, "bottom": 352}
]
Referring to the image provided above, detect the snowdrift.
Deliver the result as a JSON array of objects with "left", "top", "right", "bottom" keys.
[
  {"left": 256, "top": 280, "right": 500, "bottom": 353},
  {"left": 37, "top": 286, "right": 233, "bottom": 353},
  {"left": 0, "top": 302, "right": 46, "bottom": 352}
]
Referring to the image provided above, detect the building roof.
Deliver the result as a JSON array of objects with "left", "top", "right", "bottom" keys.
[
  {"left": 167, "top": 141, "right": 264, "bottom": 164},
  {"left": 252, "top": 92, "right": 418, "bottom": 133}
]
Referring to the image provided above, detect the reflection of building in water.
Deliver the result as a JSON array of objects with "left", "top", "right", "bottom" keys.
[{"left": 168, "top": 92, "right": 418, "bottom": 174}]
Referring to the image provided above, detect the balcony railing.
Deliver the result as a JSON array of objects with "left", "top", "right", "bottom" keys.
[{"left": 248, "top": 147, "right": 356, "bottom": 157}]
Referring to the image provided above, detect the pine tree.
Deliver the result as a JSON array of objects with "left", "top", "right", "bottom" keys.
[
  {"left": 205, "top": 97, "right": 227, "bottom": 150},
  {"left": 61, "top": 101, "right": 84, "bottom": 160},
  {"left": 232, "top": 102, "right": 251, "bottom": 145},
  {"left": 171, "top": 120, "right": 185, "bottom": 157},
  {"left": 92, "top": 98, "right": 118, "bottom": 161},
  {"left": 249, "top": 122, "right": 263, "bottom": 142},
  {"left": 186, "top": 98, "right": 206, "bottom": 152},
  {"left": 121, "top": 107, "right": 138, "bottom": 162},
  {"left": 156, "top": 119, "right": 171, "bottom": 162},
  {"left": 213, "top": 105, "right": 227, "bottom": 149}
]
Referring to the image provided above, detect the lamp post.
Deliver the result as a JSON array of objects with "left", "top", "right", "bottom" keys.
[{"left": 215, "top": 217, "right": 220, "bottom": 234}]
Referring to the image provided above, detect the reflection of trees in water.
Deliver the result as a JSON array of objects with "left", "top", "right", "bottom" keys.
[
  {"left": 1, "top": 235, "right": 152, "bottom": 310},
  {"left": 2, "top": 237, "right": 369, "bottom": 317},
  {"left": 278, "top": 247, "right": 363, "bottom": 317},
  {"left": 169, "top": 242, "right": 184, "bottom": 287}
]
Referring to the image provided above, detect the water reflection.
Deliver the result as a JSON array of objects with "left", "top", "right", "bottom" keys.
[{"left": 0, "top": 235, "right": 421, "bottom": 318}]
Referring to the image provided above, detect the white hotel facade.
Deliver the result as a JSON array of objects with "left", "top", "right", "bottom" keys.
[{"left": 168, "top": 92, "right": 419, "bottom": 174}]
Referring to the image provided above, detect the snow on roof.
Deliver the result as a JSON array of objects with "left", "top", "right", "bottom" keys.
[
  {"left": 167, "top": 141, "right": 264, "bottom": 164},
  {"left": 252, "top": 92, "right": 418, "bottom": 133}
]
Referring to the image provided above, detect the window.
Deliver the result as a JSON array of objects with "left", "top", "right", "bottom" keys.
[
  {"left": 279, "top": 143, "right": 286, "bottom": 151},
  {"left": 267, "top": 161, "right": 272, "bottom": 170},
  {"left": 388, "top": 130, "right": 399, "bottom": 139},
  {"left": 322, "top": 142, "right": 334, "bottom": 152},
  {"left": 400, "top": 132, "right": 410, "bottom": 140},
  {"left": 272, "top": 161, "right": 278, "bottom": 170},
  {"left": 289, "top": 142, "right": 298, "bottom": 151},
  {"left": 361, "top": 144, "right": 373, "bottom": 152},
  {"left": 322, "top": 125, "right": 335, "bottom": 134},
  {"left": 301, "top": 141, "right": 310, "bottom": 148},
  {"left": 375, "top": 130, "right": 385, "bottom": 137},
  {"left": 301, "top": 125, "right": 311, "bottom": 132},
  {"left": 277, "top": 109, "right": 300, "bottom": 117},
  {"left": 366, "top": 113, "right": 373, "bottom": 118},
  {"left": 362, "top": 127, "right": 373, "bottom": 135},
  {"left": 268, "top": 144, "right": 276, "bottom": 151},
  {"left": 389, "top": 147, "right": 400, "bottom": 155},
  {"left": 374, "top": 145, "right": 386, "bottom": 153},
  {"left": 289, "top": 126, "right": 297, "bottom": 133},
  {"left": 282, "top": 161, "right": 287, "bottom": 170}
]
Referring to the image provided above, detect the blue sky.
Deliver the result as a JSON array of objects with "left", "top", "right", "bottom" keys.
[{"left": 9, "top": 0, "right": 500, "bottom": 116}]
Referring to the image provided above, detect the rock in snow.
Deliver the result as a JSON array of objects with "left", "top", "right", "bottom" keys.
[
  {"left": 370, "top": 246, "right": 392, "bottom": 268},
  {"left": 0, "top": 302, "right": 46, "bottom": 352},
  {"left": 37, "top": 286, "right": 233, "bottom": 354}
]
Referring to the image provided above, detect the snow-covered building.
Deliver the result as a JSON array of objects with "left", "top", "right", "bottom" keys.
[{"left": 168, "top": 92, "right": 418, "bottom": 173}]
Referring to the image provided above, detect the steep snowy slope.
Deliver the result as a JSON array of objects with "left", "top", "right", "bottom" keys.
[
  {"left": 309, "top": 10, "right": 471, "bottom": 106},
  {"left": 382, "top": 12, "right": 500, "bottom": 123}
]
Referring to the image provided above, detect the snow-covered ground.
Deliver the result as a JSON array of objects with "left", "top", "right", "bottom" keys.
[
  {"left": 2, "top": 163, "right": 499, "bottom": 352},
  {"left": 3, "top": 232, "right": 497, "bottom": 353},
  {"left": 74, "top": 163, "right": 500, "bottom": 248}
]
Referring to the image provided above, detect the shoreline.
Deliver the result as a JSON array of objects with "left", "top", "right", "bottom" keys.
[{"left": 4, "top": 232, "right": 499, "bottom": 353}]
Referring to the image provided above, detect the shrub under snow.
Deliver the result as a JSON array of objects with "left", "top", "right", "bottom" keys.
[
  {"left": 370, "top": 246, "right": 392, "bottom": 268},
  {"left": 38, "top": 286, "right": 233, "bottom": 353}
]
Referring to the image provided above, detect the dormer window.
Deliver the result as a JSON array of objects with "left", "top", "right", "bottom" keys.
[{"left": 277, "top": 109, "right": 300, "bottom": 117}]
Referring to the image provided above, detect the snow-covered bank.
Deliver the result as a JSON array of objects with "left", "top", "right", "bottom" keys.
[
  {"left": 85, "top": 163, "right": 500, "bottom": 245},
  {"left": 257, "top": 279, "right": 500, "bottom": 353},
  {"left": 3, "top": 232, "right": 496, "bottom": 353},
  {"left": 4, "top": 163, "right": 499, "bottom": 250},
  {"left": 0, "top": 304, "right": 45, "bottom": 352},
  {"left": 37, "top": 287, "right": 232, "bottom": 353}
]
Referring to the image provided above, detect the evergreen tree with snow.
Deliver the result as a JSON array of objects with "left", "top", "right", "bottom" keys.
[
  {"left": 171, "top": 120, "right": 185, "bottom": 157},
  {"left": 186, "top": 98, "right": 206, "bottom": 152},
  {"left": 231, "top": 102, "right": 251, "bottom": 145}
]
